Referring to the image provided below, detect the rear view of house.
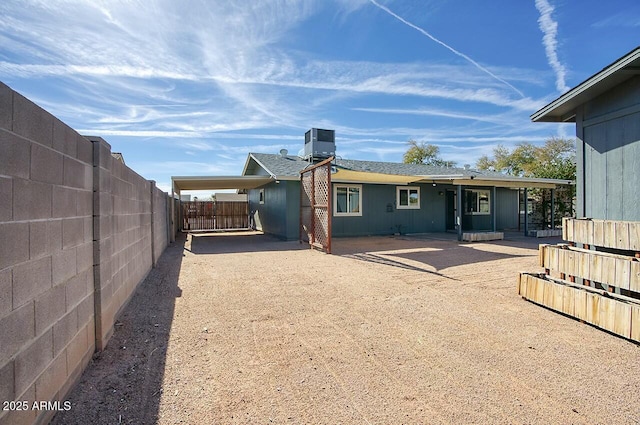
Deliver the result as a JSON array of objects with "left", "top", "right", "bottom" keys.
[{"left": 243, "top": 129, "right": 572, "bottom": 241}]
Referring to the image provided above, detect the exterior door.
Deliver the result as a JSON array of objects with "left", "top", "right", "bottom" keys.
[{"left": 446, "top": 190, "right": 457, "bottom": 231}]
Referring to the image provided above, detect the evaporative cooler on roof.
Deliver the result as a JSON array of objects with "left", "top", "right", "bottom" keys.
[{"left": 304, "top": 128, "right": 335, "bottom": 160}]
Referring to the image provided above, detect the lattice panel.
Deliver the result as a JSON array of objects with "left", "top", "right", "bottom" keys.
[
  {"left": 299, "top": 158, "right": 332, "bottom": 254},
  {"left": 300, "top": 172, "right": 313, "bottom": 243}
]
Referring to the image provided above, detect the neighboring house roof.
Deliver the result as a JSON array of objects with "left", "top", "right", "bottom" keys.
[
  {"left": 111, "top": 152, "right": 125, "bottom": 164},
  {"left": 531, "top": 46, "right": 640, "bottom": 122},
  {"left": 215, "top": 193, "right": 248, "bottom": 202},
  {"left": 244, "top": 153, "right": 572, "bottom": 189}
]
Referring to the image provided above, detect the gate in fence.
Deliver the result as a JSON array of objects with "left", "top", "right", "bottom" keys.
[
  {"left": 300, "top": 157, "right": 333, "bottom": 254},
  {"left": 181, "top": 200, "right": 249, "bottom": 231}
]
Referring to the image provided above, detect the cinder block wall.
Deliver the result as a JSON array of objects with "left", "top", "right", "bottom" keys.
[
  {"left": 0, "top": 83, "right": 170, "bottom": 425},
  {"left": 88, "top": 135, "right": 155, "bottom": 349}
]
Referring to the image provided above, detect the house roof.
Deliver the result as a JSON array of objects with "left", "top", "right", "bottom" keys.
[
  {"left": 245, "top": 153, "right": 572, "bottom": 189},
  {"left": 531, "top": 46, "right": 640, "bottom": 122}
]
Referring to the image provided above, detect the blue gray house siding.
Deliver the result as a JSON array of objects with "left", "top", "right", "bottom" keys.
[
  {"left": 495, "top": 188, "right": 519, "bottom": 230},
  {"left": 250, "top": 182, "right": 520, "bottom": 239},
  {"left": 576, "top": 75, "right": 640, "bottom": 221},
  {"left": 332, "top": 183, "right": 446, "bottom": 237},
  {"left": 249, "top": 180, "right": 300, "bottom": 240},
  {"left": 458, "top": 186, "right": 517, "bottom": 232}
]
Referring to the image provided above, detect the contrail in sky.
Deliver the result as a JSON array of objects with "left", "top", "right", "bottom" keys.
[
  {"left": 535, "top": 0, "right": 570, "bottom": 93},
  {"left": 368, "top": 0, "right": 525, "bottom": 98}
]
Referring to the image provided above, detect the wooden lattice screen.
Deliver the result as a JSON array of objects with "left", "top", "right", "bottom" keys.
[{"left": 300, "top": 157, "right": 333, "bottom": 254}]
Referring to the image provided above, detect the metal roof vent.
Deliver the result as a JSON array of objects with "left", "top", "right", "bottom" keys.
[
  {"left": 279, "top": 148, "right": 288, "bottom": 157},
  {"left": 304, "top": 128, "right": 335, "bottom": 161}
]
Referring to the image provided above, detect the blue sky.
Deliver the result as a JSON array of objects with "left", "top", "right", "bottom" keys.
[{"left": 1, "top": 0, "right": 639, "bottom": 194}]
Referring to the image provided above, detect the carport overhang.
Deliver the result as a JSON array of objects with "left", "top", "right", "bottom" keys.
[
  {"left": 170, "top": 175, "right": 274, "bottom": 241},
  {"left": 172, "top": 175, "right": 274, "bottom": 192}
]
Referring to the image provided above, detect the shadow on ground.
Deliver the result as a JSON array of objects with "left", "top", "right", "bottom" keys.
[
  {"left": 51, "top": 234, "right": 186, "bottom": 425},
  {"left": 332, "top": 233, "right": 543, "bottom": 274},
  {"left": 187, "top": 230, "right": 306, "bottom": 255}
]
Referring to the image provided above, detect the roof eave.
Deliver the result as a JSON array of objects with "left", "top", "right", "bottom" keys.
[
  {"left": 531, "top": 47, "right": 640, "bottom": 123},
  {"left": 243, "top": 153, "right": 277, "bottom": 178}
]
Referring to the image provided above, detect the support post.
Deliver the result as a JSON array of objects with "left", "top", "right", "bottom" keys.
[
  {"left": 524, "top": 188, "right": 529, "bottom": 237},
  {"left": 170, "top": 181, "right": 176, "bottom": 243},
  {"left": 550, "top": 188, "right": 555, "bottom": 230},
  {"left": 456, "top": 184, "right": 463, "bottom": 241},
  {"left": 491, "top": 186, "right": 497, "bottom": 232}
]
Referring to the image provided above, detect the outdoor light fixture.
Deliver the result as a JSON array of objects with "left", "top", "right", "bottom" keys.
[{"left": 432, "top": 181, "right": 436, "bottom": 187}]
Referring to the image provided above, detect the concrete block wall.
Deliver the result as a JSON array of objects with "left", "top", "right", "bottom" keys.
[
  {"left": 0, "top": 83, "right": 171, "bottom": 425},
  {"left": 151, "top": 181, "right": 169, "bottom": 267},
  {"left": 89, "top": 136, "right": 155, "bottom": 349}
]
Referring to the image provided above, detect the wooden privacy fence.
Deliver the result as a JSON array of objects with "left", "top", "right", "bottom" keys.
[
  {"left": 181, "top": 200, "right": 249, "bottom": 231},
  {"left": 300, "top": 157, "right": 333, "bottom": 254},
  {"left": 518, "top": 218, "right": 640, "bottom": 342}
]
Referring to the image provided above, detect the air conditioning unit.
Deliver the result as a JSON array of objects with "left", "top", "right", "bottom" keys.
[{"left": 304, "top": 128, "right": 335, "bottom": 160}]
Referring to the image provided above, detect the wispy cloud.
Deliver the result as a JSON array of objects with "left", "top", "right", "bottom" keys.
[
  {"left": 592, "top": 13, "right": 640, "bottom": 28},
  {"left": 351, "top": 106, "right": 517, "bottom": 126},
  {"left": 368, "top": 0, "right": 525, "bottom": 98},
  {"left": 0, "top": 0, "right": 572, "bottom": 192},
  {"left": 534, "top": 0, "right": 569, "bottom": 93}
]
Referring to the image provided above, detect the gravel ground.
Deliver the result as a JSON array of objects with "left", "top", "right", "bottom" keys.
[{"left": 52, "top": 231, "right": 640, "bottom": 425}]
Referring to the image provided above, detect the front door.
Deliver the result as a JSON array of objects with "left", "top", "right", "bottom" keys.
[{"left": 446, "top": 190, "right": 457, "bottom": 231}]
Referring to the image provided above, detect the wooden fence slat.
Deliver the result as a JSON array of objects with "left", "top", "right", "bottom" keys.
[
  {"left": 630, "top": 261, "right": 640, "bottom": 294},
  {"left": 615, "top": 260, "right": 632, "bottom": 291},
  {"left": 593, "top": 220, "right": 605, "bottom": 247},
  {"left": 574, "top": 287, "right": 588, "bottom": 321},
  {"left": 630, "top": 222, "right": 640, "bottom": 251},
  {"left": 632, "top": 304, "right": 640, "bottom": 342},
  {"left": 563, "top": 217, "right": 572, "bottom": 242},
  {"left": 615, "top": 221, "right": 630, "bottom": 251},
  {"left": 598, "top": 296, "right": 616, "bottom": 333},
  {"left": 562, "top": 285, "right": 575, "bottom": 316},
  {"left": 585, "top": 292, "right": 600, "bottom": 327},
  {"left": 613, "top": 301, "right": 632, "bottom": 339},
  {"left": 601, "top": 256, "right": 617, "bottom": 288},
  {"left": 539, "top": 244, "right": 548, "bottom": 268}
]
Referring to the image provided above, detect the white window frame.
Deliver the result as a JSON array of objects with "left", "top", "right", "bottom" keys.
[
  {"left": 464, "top": 189, "right": 490, "bottom": 215},
  {"left": 333, "top": 184, "right": 362, "bottom": 216},
  {"left": 396, "top": 186, "right": 420, "bottom": 209},
  {"left": 259, "top": 188, "right": 265, "bottom": 204}
]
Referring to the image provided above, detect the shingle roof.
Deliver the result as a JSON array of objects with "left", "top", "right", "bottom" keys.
[{"left": 249, "top": 153, "right": 504, "bottom": 178}]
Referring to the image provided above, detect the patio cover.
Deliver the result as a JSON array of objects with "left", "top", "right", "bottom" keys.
[
  {"left": 331, "top": 168, "right": 419, "bottom": 185},
  {"left": 172, "top": 175, "right": 274, "bottom": 191}
]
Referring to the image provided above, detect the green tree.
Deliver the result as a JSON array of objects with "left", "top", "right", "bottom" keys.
[
  {"left": 403, "top": 140, "right": 456, "bottom": 167},
  {"left": 476, "top": 138, "right": 575, "bottom": 179},
  {"left": 476, "top": 138, "right": 576, "bottom": 228}
]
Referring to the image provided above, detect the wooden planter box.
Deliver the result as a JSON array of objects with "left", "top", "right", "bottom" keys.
[
  {"left": 519, "top": 218, "right": 640, "bottom": 342},
  {"left": 462, "top": 231, "right": 503, "bottom": 242},
  {"left": 563, "top": 218, "right": 640, "bottom": 251},
  {"left": 518, "top": 273, "right": 640, "bottom": 342}
]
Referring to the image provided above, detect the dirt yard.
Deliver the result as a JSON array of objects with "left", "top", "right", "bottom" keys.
[{"left": 52, "top": 232, "right": 640, "bottom": 425}]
